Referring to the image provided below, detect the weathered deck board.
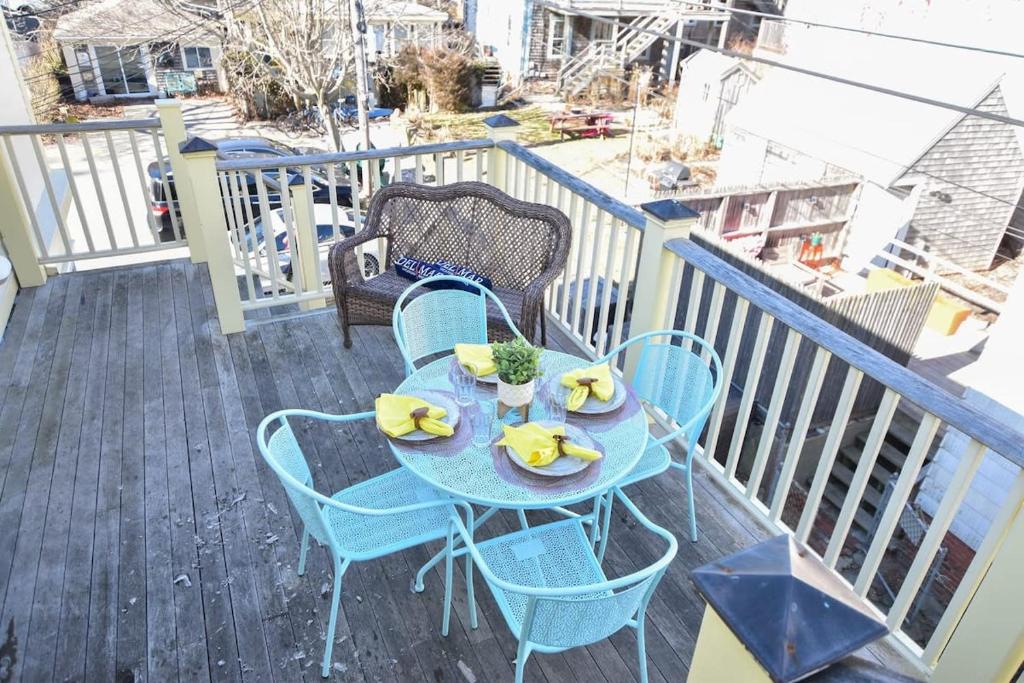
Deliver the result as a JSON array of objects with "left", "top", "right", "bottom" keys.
[{"left": 0, "top": 260, "right": 910, "bottom": 681}]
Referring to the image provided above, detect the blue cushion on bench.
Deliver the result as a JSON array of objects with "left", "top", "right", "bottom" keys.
[{"left": 395, "top": 255, "right": 493, "bottom": 292}]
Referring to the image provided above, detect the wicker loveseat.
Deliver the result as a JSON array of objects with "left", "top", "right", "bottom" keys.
[{"left": 328, "top": 181, "right": 572, "bottom": 348}]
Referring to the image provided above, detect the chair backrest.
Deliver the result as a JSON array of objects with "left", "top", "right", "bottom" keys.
[
  {"left": 392, "top": 275, "right": 521, "bottom": 372},
  {"left": 259, "top": 416, "right": 334, "bottom": 545},
  {"left": 460, "top": 491, "right": 677, "bottom": 651},
  {"left": 600, "top": 330, "right": 723, "bottom": 447},
  {"left": 364, "top": 181, "right": 571, "bottom": 291}
]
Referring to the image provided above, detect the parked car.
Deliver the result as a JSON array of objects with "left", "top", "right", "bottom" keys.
[
  {"left": 147, "top": 137, "right": 353, "bottom": 240},
  {"left": 249, "top": 204, "right": 381, "bottom": 290}
]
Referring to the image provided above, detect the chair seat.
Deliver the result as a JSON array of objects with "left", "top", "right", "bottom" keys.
[
  {"left": 619, "top": 441, "right": 673, "bottom": 488},
  {"left": 350, "top": 271, "right": 526, "bottom": 326},
  {"left": 474, "top": 519, "right": 610, "bottom": 637},
  {"left": 325, "top": 467, "right": 453, "bottom": 557}
]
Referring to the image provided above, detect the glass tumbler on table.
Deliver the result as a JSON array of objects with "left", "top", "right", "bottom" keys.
[
  {"left": 546, "top": 384, "right": 568, "bottom": 424},
  {"left": 472, "top": 400, "right": 495, "bottom": 448},
  {"left": 453, "top": 365, "right": 477, "bottom": 407}
]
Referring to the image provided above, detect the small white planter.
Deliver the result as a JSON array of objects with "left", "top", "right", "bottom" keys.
[{"left": 497, "top": 378, "right": 535, "bottom": 408}]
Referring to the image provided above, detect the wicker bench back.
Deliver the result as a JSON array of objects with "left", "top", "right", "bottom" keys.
[{"left": 371, "top": 182, "right": 569, "bottom": 290}]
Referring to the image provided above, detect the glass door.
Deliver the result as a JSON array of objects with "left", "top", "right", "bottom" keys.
[{"left": 94, "top": 45, "right": 151, "bottom": 95}]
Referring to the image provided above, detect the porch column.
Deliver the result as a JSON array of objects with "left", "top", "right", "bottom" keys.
[
  {"left": 178, "top": 136, "right": 245, "bottom": 334},
  {"left": 286, "top": 176, "right": 327, "bottom": 311},
  {"left": 483, "top": 114, "right": 520, "bottom": 193},
  {"left": 0, "top": 143, "right": 46, "bottom": 286},
  {"left": 155, "top": 98, "right": 207, "bottom": 263},
  {"left": 623, "top": 199, "right": 699, "bottom": 379}
]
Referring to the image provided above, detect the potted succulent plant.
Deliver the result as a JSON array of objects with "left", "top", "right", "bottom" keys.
[{"left": 491, "top": 337, "right": 543, "bottom": 409}]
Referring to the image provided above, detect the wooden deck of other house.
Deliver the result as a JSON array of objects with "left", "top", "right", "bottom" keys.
[{"left": 0, "top": 260, "right": 911, "bottom": 682}]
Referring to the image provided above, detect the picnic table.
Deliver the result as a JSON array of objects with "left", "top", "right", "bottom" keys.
[{"left": 549, "top": 111, "right": 615, "bottom": 140}]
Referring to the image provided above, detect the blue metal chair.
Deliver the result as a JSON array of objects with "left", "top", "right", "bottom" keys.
[
  {"left": 453, "top": 489, "right": 677, "bottom": 683},
  {"left": 256, "top": 409, "right": 475, "bottom": 678},
  {"left": 596, "top": 330, "right": 723, "bottom": 547},
  {"left": 392, "top": 275, "right": 522, "bottom": 375}
]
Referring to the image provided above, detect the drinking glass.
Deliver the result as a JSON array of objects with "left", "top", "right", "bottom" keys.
[
  {"left": 546, "top": 385, "right": 568, "bottom": 424},
  {"left": 453, "top": 366, "right": 477, "bottom": 407},
  {"left": 472, "top": 400, "right": 495, "bottom": 448}
]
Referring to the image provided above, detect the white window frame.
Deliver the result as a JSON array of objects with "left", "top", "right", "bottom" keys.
[
  {"left": 181, "top": 45, "right": 214, "bottom": 70},
  {"left": 547, "top": 12, "right": 567, "bottom": 59}
]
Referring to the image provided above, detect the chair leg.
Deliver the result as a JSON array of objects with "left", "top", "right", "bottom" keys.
[
  {"left": 637, "top": 615, "right": 649, "bottom": 683},
  {"left": 466, "top": 549, "right": 478, "bottom": 630},
  {"left": 298, "top": 529, "right": 310, "bottom": 576},
  {"left": 597, "top": 489, "right": 614, "bottom": 564},
  {"left": 321, "top": 556, "right": 351, "bottom": 678},
  {"left": 442, "top": 522, "right": 455, "bottom": 637},
  {"left": 686, "top": 467, "right": 698, "bottom": 543},
  {"left": 514, "top": 642, "right": 532, "bottom": 683},
  {"left": 588, "top": 495, "right": 602, "bottom": 548},
  {"left": 540, "top": 311, "right": 547, "bottom": 346},
  {"left": 516, "top": 509, "right": 529, "bottom": 530}
]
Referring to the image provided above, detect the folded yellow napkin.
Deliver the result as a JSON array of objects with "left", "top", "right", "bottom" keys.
[
  {"left": 497, "top": 423, "right": 601, "bottom": 467},
  {"left": 454, "top": 343, "right": 496, "bottom": 377},
  {"left": 375, "top": 394, "right": 454, "bottom": 438},
  {"left": 560, "top": 363, "right": 615, "bottom": 411}
]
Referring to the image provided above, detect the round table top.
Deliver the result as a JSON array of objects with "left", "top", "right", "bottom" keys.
[{"left": 390, "top": 350, "right": 649, "bottom": 510}]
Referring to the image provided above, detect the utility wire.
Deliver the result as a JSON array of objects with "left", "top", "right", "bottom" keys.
[
  {"left": 538, "top": 3, "right": 1024, "bottom": 130},
  {"left": 674, "top": 0, "right": 1024, "bottom": 61}
]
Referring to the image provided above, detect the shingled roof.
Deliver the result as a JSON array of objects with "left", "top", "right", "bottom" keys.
[{"left": 54, "top": 0, "right": 220, "bottom": 44}]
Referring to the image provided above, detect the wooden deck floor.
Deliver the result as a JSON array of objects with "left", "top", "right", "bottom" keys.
[{"left": 0, "top": 260, "right": 892, "bottom": 682}]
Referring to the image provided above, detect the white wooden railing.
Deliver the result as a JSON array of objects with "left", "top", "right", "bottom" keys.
[
  {"left": 5, "top": 103, "right": 1018, "bottom": 679},
  {"left": 0, "top": 115, "right": 188, "bottom": 267}
]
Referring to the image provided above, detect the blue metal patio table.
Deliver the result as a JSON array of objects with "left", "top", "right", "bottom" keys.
[{"left": 387, "top": 349, "right": 650, "bottom": 589}]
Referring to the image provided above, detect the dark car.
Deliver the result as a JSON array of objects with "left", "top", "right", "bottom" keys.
[{"left": 147, "top": 137, "right": 353, "bottom": 240}]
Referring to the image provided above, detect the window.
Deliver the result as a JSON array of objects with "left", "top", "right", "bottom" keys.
[
  {"left": 183, "top": 46, "right": 213, "bottom": 69},
  {"left": 94, "top": 45, "right": 151, "bottom": 95},
  {"left": 547, "top": 13, "right": 566, "bottom": 58}
]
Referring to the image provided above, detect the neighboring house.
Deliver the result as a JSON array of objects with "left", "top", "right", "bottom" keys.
[
  {"left": 716, "top": 0, "right": 1024, "bottom": 272},
  {"left": 54, "top": 0, "right": 226, "bottom": 101},
  {"left": 917, "top": 274, "right": 1024, "bottom": 550},
  {"left": 366, "top": 1, "right": 447, "bottom": 62},
  {"left": 672, "top": 49, "right": 759, "bottom": 146},
  {"left": 471, "top": 0, "right": 738, "bottom": 96}
]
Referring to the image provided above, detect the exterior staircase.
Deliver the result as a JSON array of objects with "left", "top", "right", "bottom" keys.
[{"left": 556, "top": 13, "right": 679, "bottom": 97}]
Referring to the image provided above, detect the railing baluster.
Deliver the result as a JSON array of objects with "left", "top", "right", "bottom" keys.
[
  {"left": 570, "top": 200, "right": 592, "bottom": 334},
  {"left": 254, "top": 175, "right": 283, "bottom": 300},
  {"left": 433, "top": 151, "right": 444, "bottom": 186},
  {"left": 150, "top": 130, "right": 182, "bottom": 242},
  {"left": 414, "top": 154, "right": 424, "bottom": 183},
  {"left": 475, "top": 148, "right": 484, "bottom": 182},
  {"left": 887, "top": 440, "right": 988, "bottom": 630},
  {"left": 455, "top": 149, "right": 464, "bottom": 182},
  {"left": 56, "top": 133, "right": 95, "bottom": 251},
  {"left": 104, "top": 131, "right": 140, "bottom": 248},
  {"left": 796, "top": 366, "right": 864, "bottom": 542},
  {"left": 127, "top": 132, "right": 160, "bottom": 244},
  {"left": 609, "top": 225, "right": 638, "bottom": 352},
  {"left": 81, "top": 133, "right": 117, "bottom": 250},
  {"left": 582, "top": 210, "right": 607, "bottom": 350},
  {"left": 220, "top": 172, "right": 257, "bottom": 303},
  {"left": 302, "top": 167, "right": 325, "bottom": 292},
  {"left": 745, "top": 328, "right": 801, "bottom": 499},
  {"left": 2, "top": 136, "right": 49, "bottom": 256},
  {"left": 277, "top": 166, "right": 304, "bottom": 297},
  {"left": 724, "top": 311, "right": 773, "bottom": 481},
  {"left": 768, "top": 346, "right": 832, "bottom": 522},
  {"left": 558, "top": 192, "right": 580, "bottom": 324},
  {"left": 853, "top": 413, "right": 941, "bottom": 596},
  {"left": 824, "top": 388, "right": 901, "bottom": 567},
  {"left": 235, "top": 172, "right": 264, "bottom": 282},
  {"left": 594, "top": 218, "right": 622, "bottom": 357},
  {"left": 702, "top": 296, "right": 750, "bottom": 464},
  {"left": 682, "top": 267, "right": 705, "bottom": 333},
  {"left": 28, "top": 133, "right": 73, "bottom": 255},
  {"left": 327, "top": 162, "right": 340, "bottom": 241}
]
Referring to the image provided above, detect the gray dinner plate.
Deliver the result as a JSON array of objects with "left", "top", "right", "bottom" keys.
[
  {"left": 390, "top": 391, "right": 461, "bottom": 442},
  {"left": 503, "top": 421, "right": 599, "bottom": 478}
]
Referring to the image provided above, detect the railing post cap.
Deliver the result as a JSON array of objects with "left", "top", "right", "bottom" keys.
[
  {"left": 154, "top": 98, "right": 183, "bottom": 109},
  {"left": 640, "top": 199, "right": 700, "bottom": 224},
  {"left": 179, "top": 136, "right": 218, "bottom": 156}
]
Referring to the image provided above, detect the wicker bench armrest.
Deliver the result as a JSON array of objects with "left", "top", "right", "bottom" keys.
[{"left": 329, "top": 230, "right": 381, "bottom": 287}]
